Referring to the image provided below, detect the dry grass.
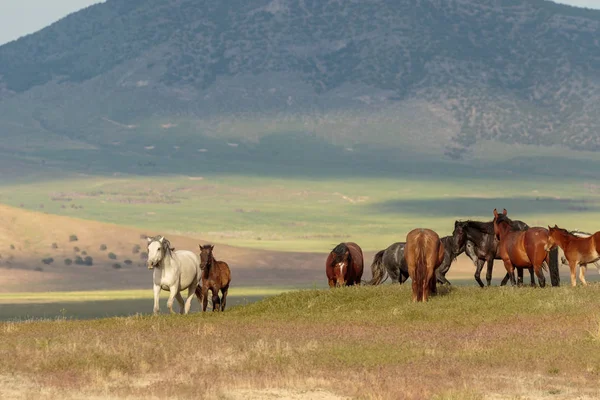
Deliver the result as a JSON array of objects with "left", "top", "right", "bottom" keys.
[{"left": 2, "top": 284, "right": 600, "bottom": 399}]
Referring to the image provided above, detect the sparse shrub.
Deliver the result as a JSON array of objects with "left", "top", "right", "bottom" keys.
[
  {"left": 51, "top": 243, "right": 58, "bottom": 249},
  {"left": 34, "top": 267, "right": 44, "bottom": 272},
  {"left": 81, "top": 251, "right": 87, "bottom": 256},
  {"left": 84, "top": 256, "right": 93, "bottom": 266},
  {"left": 10, "top": 244, "right": 15, "bottom": 250},
  {"left": 73, "top": 246, "right": 80, "bottom": 252},
  {"left": 132, "top": 244, "right": 141, "bottom": 254},
  {"left": 108, "top": 252, "right": 117, "bottom": 260},
  {"left": 124, "top": 259, "right": 132, "bottom": 265},
  {"left": 64, "top": 258, "right": 73, "bottom": 265},
  {"left": 100, "top": 244, "right": 107, "bottom": 251},
  {"left": 69, "top": 234, "right": 78, "bottom": 242},
  {"left": 112, "top": 263, "right": 122, "bottom": 269},
  {"left": 139, "top": 234, "right": 147, "bottom": 239},
  {"left": 41, "top": 257, "right": 54, "bottom": 265},
  {"left": 74, "top": 256, "right": 84, "bottom": 265},
  {"left": 140, "top": 252, "right": 148, "bottom": 260}
]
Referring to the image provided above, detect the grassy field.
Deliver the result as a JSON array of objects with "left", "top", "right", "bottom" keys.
[
  {"left": 0, "top": 173, "right": 598, "bottom": 253},
  {"left": 2, "top": 284, "right": 600, "bottom": 399}
]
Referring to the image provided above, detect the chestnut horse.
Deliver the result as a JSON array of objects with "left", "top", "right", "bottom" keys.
[
  {"left": 405, "top": 228, "right": 445, "bottom": 302},
  {"left": 198, "top": 244, "right": 231, "bottom": 312},
  {"left": 546, "top": 225, "right": 600, "bottom": 286},
  {"left": 325, "top": 242, "right": 364, "bottom": 287},
  {"left": 492, "top": 209, "right": 550, "bottom": 287}
]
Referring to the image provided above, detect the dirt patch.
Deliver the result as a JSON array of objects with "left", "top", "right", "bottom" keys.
[{"left": 222, "top": 389, "right": 348, "bottom": 400}]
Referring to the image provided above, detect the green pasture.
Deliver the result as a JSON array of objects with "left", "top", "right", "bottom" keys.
[{"left": 0, "top": 173, "right": 599, "bottom": 252}]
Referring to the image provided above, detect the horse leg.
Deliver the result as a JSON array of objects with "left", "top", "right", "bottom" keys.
[
  {"left": 153, "top": 284, "right": 161, "bottom": 315},
  {"left": 399, "top": 270, "right": 410, "bottom": 284},
  {"left": 212, "top": 289, "right": 221, "bottom": 312},
  {"left": 485, "top": 258, "right": 494, "bottom": 287},
  {"left": 175, "top": 292, "right": 185, "bottom": 314},
  {"left": 516, "top": 267, "right": 524, "bottom": 287},
  {"left": 202, "top": 286, "right": 209, "bottom": 312},
  {"left": 328, "top": 278, "right": 335, "bottom": 288},
  {"left": 184, "top": 283, "right": 197, "bottom": 314},
  {"left": 534, "top": 264, "right": 546, "bottom": 288},
  {"left": 502, "top": 259, "right": 517, "bottom": 286},
  {"left": 568, "top": 260, "right": 578, "bottom": 287},
  {"left": 220, "top": 286, "right": 229, "bottom": 312},
  {"left": 429, "top": 271, "right": 438, "bottom": 295},
  {"left": 166, "top": 286, "right": 179, "bottom": 314},
  {"left": 579, "top": 264, "right": 588, "bottom": 286},
  {"left": 528, "top": 267, "right": 536, "bottom": 287},
  {"left": 474, "top": 259, "right": 485, "bottom": 288}
]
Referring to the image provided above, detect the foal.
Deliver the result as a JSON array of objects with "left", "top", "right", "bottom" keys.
[{"left": 199, "top": 245, "right": 231, "bottom": 312}]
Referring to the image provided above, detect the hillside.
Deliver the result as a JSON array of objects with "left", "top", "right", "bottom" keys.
[{"left": 1, "top": 0, "right": 600, "bottom": 172}]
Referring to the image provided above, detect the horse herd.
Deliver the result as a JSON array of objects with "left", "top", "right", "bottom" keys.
[
  {"left": 145, "top": 207, "right": 600, "bottom": 312},
  {"left": 326, "top": 208, "right": 600, "bottom": 302}
]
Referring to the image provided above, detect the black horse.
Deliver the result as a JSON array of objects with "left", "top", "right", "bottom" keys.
[
  {"left": 368, "top": 235, "right": 465, "bottom": 286},
  {"left": 453, "top": 217, "right": 560, "bottom": 287}
]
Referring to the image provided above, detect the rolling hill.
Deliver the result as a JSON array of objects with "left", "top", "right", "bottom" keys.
[{"left": 1, "top": 0, "right": 600, "bottom": 174}]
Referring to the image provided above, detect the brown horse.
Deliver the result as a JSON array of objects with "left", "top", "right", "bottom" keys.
[
  {"left": 198, "top": 244, "right": 231, "bottom": 312},
  {"left": 325, "top": 242, "right": 364, "bottom": 287},
  {"left": 492, "top": 209, "right": 549, "bottom": 287},
  {"left": 405, "top": 229, "right": 445, "bottom": 302},
  {"left": 546, "top": 225, "right": 600, "bottom": 287}
]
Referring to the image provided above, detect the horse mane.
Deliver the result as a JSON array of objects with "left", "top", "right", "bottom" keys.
[
  {"left": 332, "top": 243, "right": 348, "bottom": 256},
  {"left": 456, "top": 220, "right": 495, "bottom": 234},
  {"left": 551, "top": 225, "right": 571, "bottom": 236},
  {"left": 201, "top": 245, "right": 216, "bottom": 275},
  {"left": 149, "top": 236, "right": 174, "bottom": 256},
  {"left": 494, "top": 214, "right": 517, "bottom": 230}
]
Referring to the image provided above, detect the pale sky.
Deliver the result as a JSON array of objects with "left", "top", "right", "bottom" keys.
[{"left": 0, "top": 0, "right": 598, "bottom": 46}]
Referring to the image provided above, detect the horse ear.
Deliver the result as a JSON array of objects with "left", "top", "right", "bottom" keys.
[
  {"left": 199, "top": 244, "right": 203, "bottom": 250},
  {"left": 158, "top": 236, "right": 164, "bottom": 243},
  {"left": 210, "top": 245, "right": 214, "bottom": 250},
  {"left": 502, "top": 208, "right": 507, "bottom": 215},
  {"left": 493, "top": 209, "right": 498, "bottom": 218},
  {"left": 146, "top": 237, "right": 152, "bottom": 243}
]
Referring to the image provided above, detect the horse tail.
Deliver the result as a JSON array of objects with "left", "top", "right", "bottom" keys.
[
  {"left": 414, "top": 236, "right": 427, "bottom": 302},
  {"left": 548, "top": 247, "right": 560, "bottom": 287},
  {"left": 366, "top": 250, "right": 387, "bottom": 285}
]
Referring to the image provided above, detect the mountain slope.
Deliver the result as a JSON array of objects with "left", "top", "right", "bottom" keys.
[{"left": 1, "top": 0, "right": 600, "bottom": 166}]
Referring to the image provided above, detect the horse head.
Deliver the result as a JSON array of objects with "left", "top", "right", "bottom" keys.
[
  {"left": 545, "top": 224, "right": 567, "bottom": 251},
  {"left": 492, "top": 208, "right": 509, "bottom": 240},
  {"left": 146, "top": 235, "right": 171, "bottom": 269},
  {"left": 199, "top": 244, "right": 215, "bottom": 271},
  {"left": 331, "top": 243, "right": 350, "bottom": 287},
  {"left": 451, "top": 221, "right": 468, "bottom": 254}
]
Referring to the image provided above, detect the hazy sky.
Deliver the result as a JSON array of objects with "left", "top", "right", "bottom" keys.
[{"left": 0, "top": 0, "right": 598, "bottom": 46}]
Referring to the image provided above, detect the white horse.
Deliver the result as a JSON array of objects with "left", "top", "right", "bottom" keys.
[{"left": 146, "top": 235, "right": 202, "bottom": 315}]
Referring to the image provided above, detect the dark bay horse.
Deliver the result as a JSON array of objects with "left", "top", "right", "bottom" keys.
[
  {"left": 493, "top": 209, "right": 550, "bottom": 287},
  {"left": 368, "top": 236, "right": 463, "bottom": 286},
  {"left": 453, "top": 212, "right": 559, "bottom": 287},
  {"left": 405, "top": 228, "right": 445, "bottom": 302},
  {"left": 326, "top": 242, "right": 364, "bottom": 287},
  {"left": 199, "top": 244, "right": 231, "bottom": 312},
  {"left": 545, "top": 225, "right": 600, "bottom": 286}
]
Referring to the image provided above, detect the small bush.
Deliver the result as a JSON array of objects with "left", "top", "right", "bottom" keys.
[
  {"left": 81, "top": 251, "right": 87, "bottom": 256},
  {"left": 99, "top": 244, "right": 107, "bottom": 251},
  {"left": 51, "top": 243, "right": 58, "bottom": 249},
  {"left": 10, "top": 244, "right": 15, "bottom": 250},
  {"left": 64, "top": 258, "right": 73, "bottom": 265},
  {"left": 124, "top": 259, "right": 133, "bottom": 265},
  {"left": 84, "top": 256, "right": 93, "bottom": 266},
  {"left": 140, "top": 252, "right": 148, "bottom": 260},
  {"left": 34, "top": 267, "right": 44, "bottom": 272},
  {"left": 74, "top": 256, "right": 84, "bottom": 265},
  {"left": 41, "top": 257, "right": 54, "bottom": 265},
  {"left": 112, "top": 263, "right": 122, "bottom": 269},
  {"left": 139, "top": 234, "right": 148, "bottom": 239},
  {"left": 132, "top": 244, "right": 141, "bottom": 254},
  {"left": 69, "top": 234, "right": 78, "bottom": 242},
  {"left": 73, "top": 246, "right": 80, "bottom": 253},
  {"left": 108, "top": 252, "right": 117, "bottom": 260}
]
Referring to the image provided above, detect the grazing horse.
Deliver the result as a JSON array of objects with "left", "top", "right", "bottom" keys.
[
  {"left": 405, "top": 228, "right": 445, "bottom": 302},
  {"left": 492, "top": 209, "right": 550, "bottom": 287},
  {"left": 368, "top": 235, "right": 464, "bottom": 286},
  {"left": 545, "top": 226, "right": 600, "bottom": 287},
  {"left": 326, "top": 242, "right": 364, "bottom": 287},
  {"left": 146, "top": 235, "right": 202, "bottom": 314},
  {"left": 453, "top": 214, "right": 559, "bottom": 287},
  {"left": 199, "top": 244, "right": 231, "bottom": 312}
]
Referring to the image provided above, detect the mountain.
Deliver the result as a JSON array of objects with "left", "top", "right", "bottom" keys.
[{"left": 1, "top": 0, "right": 600, "bottom": 172}]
